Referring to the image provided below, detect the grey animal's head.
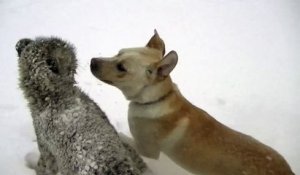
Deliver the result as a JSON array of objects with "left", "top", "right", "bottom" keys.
[{"left": 16, "top": 37, "right": 77, "bottom": 99}]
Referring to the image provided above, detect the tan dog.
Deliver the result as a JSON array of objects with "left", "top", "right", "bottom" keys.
[{"left": 90, "top": 31, "right": 294, "bottom": 175}]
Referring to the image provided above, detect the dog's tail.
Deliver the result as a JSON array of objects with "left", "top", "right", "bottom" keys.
[{"left": 25, "top": 150, "right": 40, "bottom": 169}]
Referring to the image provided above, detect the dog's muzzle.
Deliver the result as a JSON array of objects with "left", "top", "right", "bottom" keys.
[{"left": 90, "top": 58, "right": 98, "bottom": 71}]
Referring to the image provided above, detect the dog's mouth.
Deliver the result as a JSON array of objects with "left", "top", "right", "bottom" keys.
[
  {"left": 90, "top": 59, "right": 114, "bottom": 85},
  {"left": 90, "top": 71, "right": 113, "bottom": 85},
  {"left": 102, "top": 80, "right": 113, "bottom": 85}
]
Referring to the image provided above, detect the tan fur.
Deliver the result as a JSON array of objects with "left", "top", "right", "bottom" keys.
[{"left": 90, "top": 31, "right": 294, "bottom": 175}]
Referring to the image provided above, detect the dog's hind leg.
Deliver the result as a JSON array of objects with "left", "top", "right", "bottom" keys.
[{"left": 35, "top": 143, "right": 58, "bottom": 175}]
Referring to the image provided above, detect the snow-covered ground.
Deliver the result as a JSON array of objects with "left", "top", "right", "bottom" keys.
[{"left": 0, "top": 0, "right": 299, "bottom": 174}]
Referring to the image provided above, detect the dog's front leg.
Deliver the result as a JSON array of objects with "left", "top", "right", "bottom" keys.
[
  {"left": 119, "top": 132, "right": 137, "bottom": 149},
  {"left": 35, "top": 143, "right": 58, "bottom": 175},
  {"left": 119, "top": 133, "right": 155, "bottom": 175},
  {"left": 135, "top": 140, "right": 160, "bottom": 160},
  {"left": 119, "top": 132, "right": 160, "bottom": 160},
  {"left": 121, "top": 140, "right": 148, "bottom": 172}
]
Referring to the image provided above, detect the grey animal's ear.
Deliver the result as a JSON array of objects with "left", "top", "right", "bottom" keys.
[
  {"left": 157, "top": 51, "right": 178, "bottom": 78},
  {"left": 16, "top": 38, "right": 33, "bottom": 57},
  {"left": 146, "top": 29, "right": 165, "bottom": 56}
]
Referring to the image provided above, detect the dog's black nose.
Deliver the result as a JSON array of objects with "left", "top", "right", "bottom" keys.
[
  {"left": 90, "top": 58, "right": 99, "bottom": 72},
  {"left": 16, "top": 38, "right": 33, "bottom": 57}
]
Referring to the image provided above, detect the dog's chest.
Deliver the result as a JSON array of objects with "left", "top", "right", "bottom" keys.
[
  {"left": 34, "top": 103, "right": 82, "bottom": 137},
  {"left": 128, "top": 116, "right": 160, "bottom": 143},
  {"left": 33, "top": 109, "right": 59, "bottom": 144},
  {"left": 128, "top": 105, "right": 189, "bottom": 151}
]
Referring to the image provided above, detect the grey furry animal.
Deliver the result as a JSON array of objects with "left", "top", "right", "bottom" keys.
[{"left": 16, "top": 37, "right": 148, "bottom": 175}]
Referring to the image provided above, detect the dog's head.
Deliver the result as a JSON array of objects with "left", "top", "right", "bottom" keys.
[
  {"left": 90, "top": 31, "right": 178, "bottom": 102},
  {"left": 16, "top": 37, "right": 77, "bottom": 95}
]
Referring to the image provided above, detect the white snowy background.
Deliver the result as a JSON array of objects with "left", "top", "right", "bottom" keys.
[{"left": 0, "top": 0, "right": 299, "bottom": 174}]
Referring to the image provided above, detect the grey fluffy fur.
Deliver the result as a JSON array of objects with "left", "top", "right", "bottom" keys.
[{"left": 16, "top": 37, "right": 147, "bottom": 175}]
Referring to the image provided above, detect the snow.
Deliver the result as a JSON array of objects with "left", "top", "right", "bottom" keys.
[{"left": 0, "top": 0, "right": 299, "bottom": 174}]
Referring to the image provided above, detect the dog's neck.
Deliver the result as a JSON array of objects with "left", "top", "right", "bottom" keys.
[
  {"left": 128, "top": 77, "right": 175, "bottom": 104},
  {"left": 128, "top": 78, "right": 185, "bottom": 119}
]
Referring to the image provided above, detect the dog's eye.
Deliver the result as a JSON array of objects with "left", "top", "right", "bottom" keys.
[
  {"left": 146, "top": 69, "right": 152, "bottom": 74},
  {"left": 46, "top": 58, "right": 59, "bottom": 74},
  {"left": 116, "top": 63, "right": 127, "bottom": 72}
]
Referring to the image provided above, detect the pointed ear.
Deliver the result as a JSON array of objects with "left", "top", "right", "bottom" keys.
[
  {"left": 146, "top": 29, "right": 165, "bottom": 55},
  {"left": 157, "top": 51, "right": 178, "bottom": 78}
]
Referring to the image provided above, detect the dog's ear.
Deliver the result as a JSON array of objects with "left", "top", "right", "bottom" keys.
[
  {"left": 146, "top": 29, "right": 165, "bottom": 56},
  {"left": 157, "top": 51, "right": 178, "bottom": 78}
]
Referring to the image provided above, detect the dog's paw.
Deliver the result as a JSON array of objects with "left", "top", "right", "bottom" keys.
[{"left": 25, "top": 150, "right": 40, "bottom": 169}]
